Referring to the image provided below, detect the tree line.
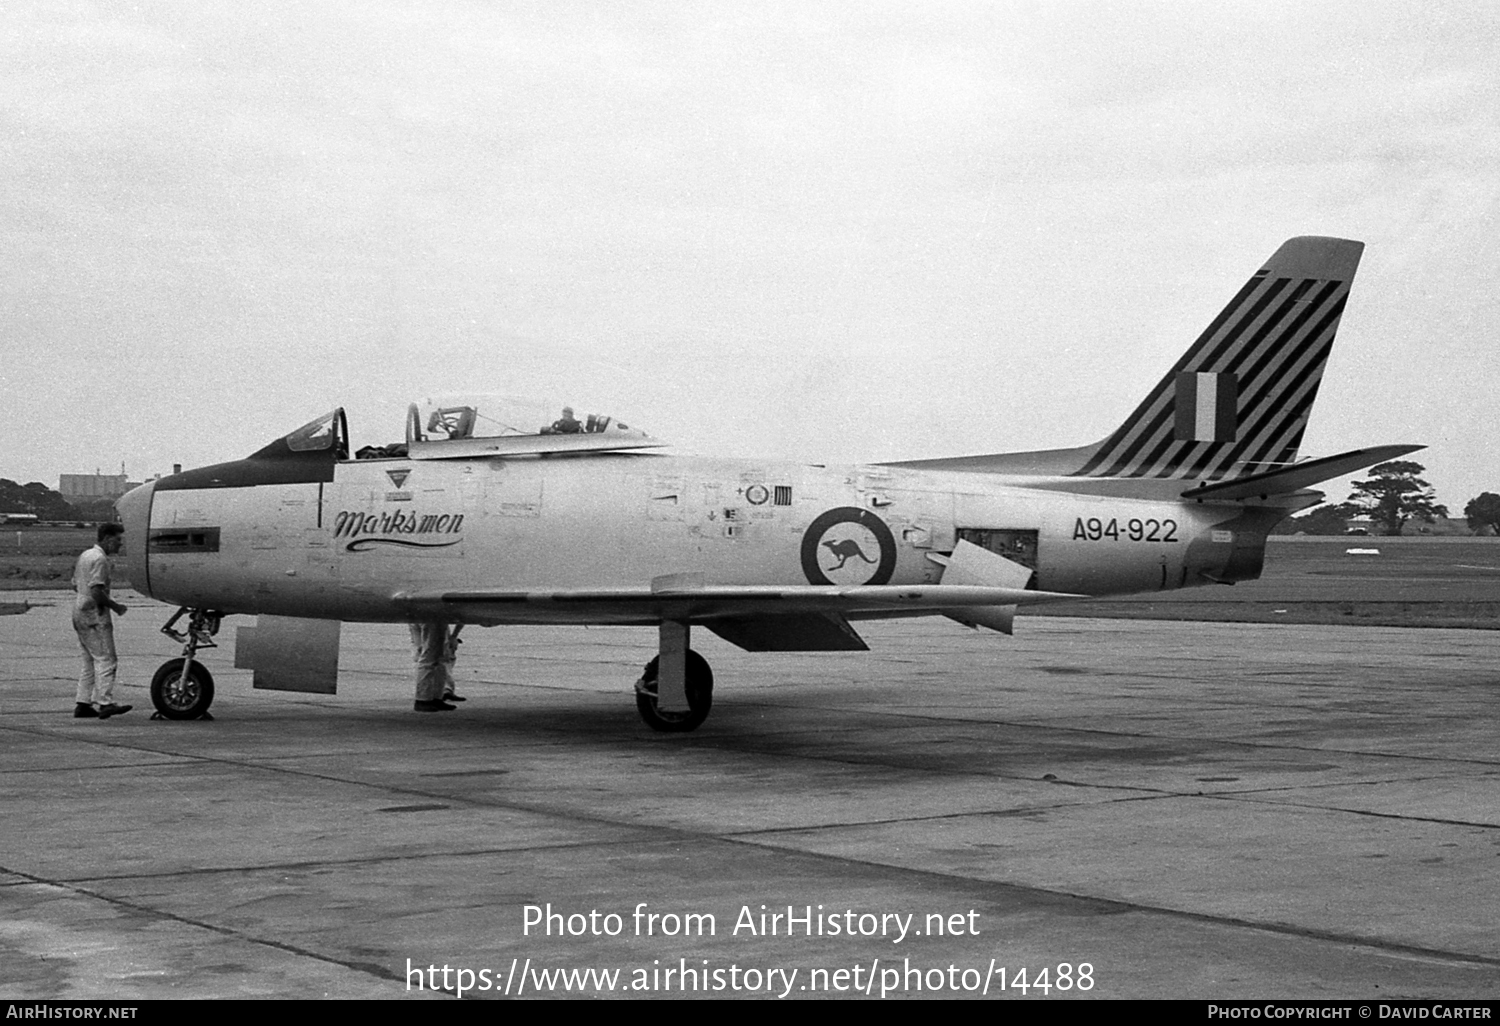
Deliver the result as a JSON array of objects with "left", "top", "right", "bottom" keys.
[
  {"left": 0, "top": 479, "right": 83, "bottom": 520},
  {"left": 1276, "top": 461, "right": 1500, "bottom": 537}
]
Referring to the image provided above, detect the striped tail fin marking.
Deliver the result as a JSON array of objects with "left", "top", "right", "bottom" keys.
[{"left": 1072, "top": 237, "right": 1364, "bottom": 481}]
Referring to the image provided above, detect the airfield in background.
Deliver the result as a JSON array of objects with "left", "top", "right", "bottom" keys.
[{"left": 1036, "top": 537, "right": 1500, "bottom": 629}]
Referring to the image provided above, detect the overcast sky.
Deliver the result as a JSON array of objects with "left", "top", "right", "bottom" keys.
[{"left": 3, "top": 1, "right": 1496, "bottom": 510}]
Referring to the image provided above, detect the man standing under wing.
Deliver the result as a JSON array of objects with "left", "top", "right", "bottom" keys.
[
  {"left": 409, "top": 622, "right": 464, "bottom": 712},
  {"left": 73, "top": 523, "right": 131, "bottom": 719}
]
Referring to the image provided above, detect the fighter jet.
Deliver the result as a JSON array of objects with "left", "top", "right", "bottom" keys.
[{"left": 114, "top": 236, "right": 1418, "bottom": 732}]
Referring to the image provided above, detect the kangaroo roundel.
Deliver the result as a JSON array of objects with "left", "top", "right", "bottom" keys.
[{"left": 800, "top": 507, "right": 897, "bottom": 586}]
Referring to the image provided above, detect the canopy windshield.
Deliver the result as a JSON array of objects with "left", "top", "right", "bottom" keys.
[{"left": 285, "top": 409, "right": 345, "bottom": 452}]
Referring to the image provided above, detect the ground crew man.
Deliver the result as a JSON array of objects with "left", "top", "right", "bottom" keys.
[
  {"left": 410, "top": 622, "right": 464, "bottom": 711},
  {"left": 73, "top": 522, "right": 132, "bottom": 719}
]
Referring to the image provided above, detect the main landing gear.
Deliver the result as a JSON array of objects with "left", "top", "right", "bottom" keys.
[
  {"left": 151, "top": 607, "right": 222, "bottom": 720},
  {"left": 633, "top": 620, "right": 714, "bottom": 732}
]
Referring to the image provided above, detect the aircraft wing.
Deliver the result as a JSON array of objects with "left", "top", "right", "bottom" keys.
[{"left": 392, "top": 582, "right": 1082, "bottom": 649}]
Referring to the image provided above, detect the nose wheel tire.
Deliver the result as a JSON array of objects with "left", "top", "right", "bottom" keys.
[
  {"left": 150, "top": 658, "right": 215, "bottom": 720},
  {"left": 634, "top": 650, "right": 713, "bottom": 732}
]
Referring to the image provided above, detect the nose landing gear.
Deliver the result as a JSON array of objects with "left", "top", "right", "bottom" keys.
[{"left": 150, "top": 607, "right": 222, "bottom": 720}]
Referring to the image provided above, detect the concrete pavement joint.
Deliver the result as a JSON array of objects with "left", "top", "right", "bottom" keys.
[
  {"left": 1, "top": 761, "right": 192, "bottom": 773},
  {"left": 721, "top": 835, "right": 1500, "bottom": 972},
  {"left": 1, "top": 723, "right": 727, "bottom": 843},
  {"left": 0, "top": 864, "right": 410, "bottom": 987},
  {"left": 730, "top": 706, "right": 1500, "bottom": 768},
  {"left": 1209, "top": 792, "right": 1500, "bottom": 831},
  {"left": 720, "top": 792, "right": 1177, "bottom": 838},
  {"left": 32, "top": 835, "right": 673, "bottom": 885}
]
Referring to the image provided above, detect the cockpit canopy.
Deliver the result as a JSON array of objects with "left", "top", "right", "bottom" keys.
[
  {"left": 317, "top": 395, "right": 667, "bottom": 461},
  {"left": 406, "top": 395, "right": 651, "bottom": 445},
  {"left": 269, "top": 398, "right": 662, "bottom": 465}
]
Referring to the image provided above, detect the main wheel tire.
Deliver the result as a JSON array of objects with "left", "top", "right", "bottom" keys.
[
  {"left": 150, "top": 658, "right": 215, "bottom": 720},
  {"left": 635, "top": 650, "right": 713, "bottom": 733}
]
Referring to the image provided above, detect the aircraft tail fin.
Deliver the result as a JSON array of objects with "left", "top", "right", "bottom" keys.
[
  {"left": 885, "top": 237, "right": 1367, "bottom": 482},
  {"left": 1073, "top": 236, "right": 1364, "bottom": 481}
]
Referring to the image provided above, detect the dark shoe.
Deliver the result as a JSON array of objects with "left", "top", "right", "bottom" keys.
[
  {"left": 414, "top": 700, "right": 456, "bottom": 712},
  {"left": 74, "top": 703, "right": 99, "bottom": 718},
  {"left": 97, "top": 704, "right": 132, "bottom": 719},
  {"left": 443, "top": 693, "right": 466, "bottom": 702}
]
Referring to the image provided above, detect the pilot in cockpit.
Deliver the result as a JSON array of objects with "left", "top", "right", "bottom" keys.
[{"left": 545, "top": 406, "right": 583, "bottom": 434}]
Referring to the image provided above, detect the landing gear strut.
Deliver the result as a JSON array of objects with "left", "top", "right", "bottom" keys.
[
  {"left": 633, "top": 620, "right": 713, "bottom": 732},
  {"left": 151, "top": 607, "right": 222, "bottom": 720}
]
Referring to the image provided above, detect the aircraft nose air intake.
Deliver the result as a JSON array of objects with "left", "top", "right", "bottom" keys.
[{"left": 115, "top": 480, "right": 156, "bottom": 599}]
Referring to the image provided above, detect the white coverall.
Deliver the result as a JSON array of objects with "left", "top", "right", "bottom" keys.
[
  {"left": 72, "top": 545, "right": 118, "bottom": 708},
  {"left": 409, "top": 623, "right": 458, "bottom": 702}
]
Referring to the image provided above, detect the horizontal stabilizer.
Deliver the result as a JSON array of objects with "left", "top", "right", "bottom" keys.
[{"left": 1179, "top": 444, "right": 1424, "bottom": 501}]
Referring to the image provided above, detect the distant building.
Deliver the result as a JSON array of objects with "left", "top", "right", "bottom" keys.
[{"left": 59, "top": 474, "right": 140, "bottom": 499}]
